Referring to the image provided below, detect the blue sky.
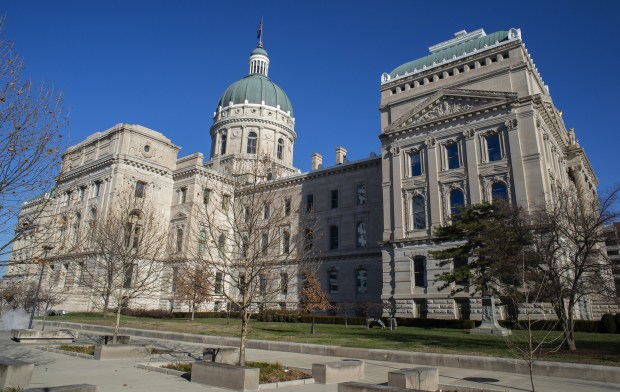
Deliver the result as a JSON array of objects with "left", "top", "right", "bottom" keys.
[{"left": 1, "top": 1, "right": 619, "bottom": 190}]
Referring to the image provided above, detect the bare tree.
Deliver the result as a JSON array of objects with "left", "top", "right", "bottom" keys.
[
  {"left": 192, "top": 156, "right": 319, "bottom": 365},
  {"left": 81, "top": 185, "right": 169, "bottom": 340},
  {"left": 527, "top": 185, "right": 619, "bottom": 350},
  {"left": 174, "top": 262, "right": 211, "bottom": 320},
  {"left": 0, "top": 20, "right": 67, "bottom": 263},
  {"left": 298, "top": 269, "right": 332, "bottom": 334},
  {"left": 36, "top": 265, "right": 69, "bottom": 331},
  {"left": 503, "top": 253, "right": 565, "bottom": 392}
]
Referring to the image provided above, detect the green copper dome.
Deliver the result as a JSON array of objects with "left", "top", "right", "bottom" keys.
[
  {"left": 217, "top": 74, "right": 293, "bottom": 115},
  {"left": 251, "top": 47, "right": 268, "bottom": 57}
]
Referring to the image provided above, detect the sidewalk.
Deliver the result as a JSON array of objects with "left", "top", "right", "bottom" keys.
[{"left": 1, "top": 329, "right": 619, "bottom": 392}]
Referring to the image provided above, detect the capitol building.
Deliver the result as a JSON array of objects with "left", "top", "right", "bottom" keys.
[{"left": 4, "top": 27, "right": 616, "bottom": 320}]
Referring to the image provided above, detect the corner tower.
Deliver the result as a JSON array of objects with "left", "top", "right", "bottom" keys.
[{"left": 210, "top": 45, "right": 297, "bottom": 178}]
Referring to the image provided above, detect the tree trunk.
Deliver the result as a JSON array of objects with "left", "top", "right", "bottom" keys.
[
  {"left": 191, "top": 303, "right": 195, "bottom": 321},
  {"left": 42, "top": 313, "right": 48, "bottom": 331},
  {"left": 311, "top": 313, "right": 315, "bottom": 335},
  {"left": 114, "top": 305, "right": 122, "bottom": 343},
  {"left": 102, "top": 292, "right": 111, "bottom": 317},
  {"left": 238, "top": 310, "right": 249, "bottom": 366}
]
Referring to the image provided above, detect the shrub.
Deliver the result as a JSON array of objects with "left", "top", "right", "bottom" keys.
[
  {"left": 615, "top": 313, "right": 620, "bottom": 333},
  {"left": 121, "top": 308, "right": 173, "bottom": 319},
  {"left": 599, "top": 313, "right": 617, "bottom": 333}
]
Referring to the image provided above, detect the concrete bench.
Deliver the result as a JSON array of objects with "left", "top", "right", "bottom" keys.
[
  {"left": 312, "top": 359, "right": 364, "bottom": 384},
  {"left": 338, "top": 382, "right": 410, "bottom": 392},
  {"left": 388, "top": 367, "right": 438, "bottom": 391},
  {"left": 25, "top": 384, "right": 98, "bottom": 392},
  {"left": 11, "top": 329, "right": 77, "bottom": 343},
  {"left": 203, "top": 346, "right": 239, "bottom": 365},
  {"left": 191, "top": 361, "right": 259, "bottom": 391},
  {"left": 0, "top": 356, "right": 34, "bottom": 389},
  {"left": 93, "top": 344, "right": 150, "bottom": 360}
]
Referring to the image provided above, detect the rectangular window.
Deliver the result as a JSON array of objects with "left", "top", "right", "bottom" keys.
[
  {"left": 284, "top": 197, "right": 291, "bottom": 216},
  {"left": 282, "top": 231, "right": 290, "bottom": 254},
  {"left": 329, "top": 269, "right": 338, "bottom": 293},
  {"left": 259, "top": 275, "right": 267, "bottom": 296},
  {"left": 486, "top": 133, "right": 502, "bottom": 161},
  {"left": 411, "top": 151, "right": 422, "bottom": 176},
  {"left": 123, "top": 264, "right": 134, "bottom": 289},
  {"left": 331, "top": 190, "right": 338, "bottom": 209},
  {"left": 203, "top": 188, "right": 211, "bottom": 205},
  {"left": 264, "top": 203, "right": 270, "bottom": 219},
  {"left": 356, "top": 184, "right": 366, "bottom": 205},
  {"left": 77, "top": 262, "right": 85, "bottom": 286},
  {"left": 79, "top": 186, "right": 86, "bottom": 202},
  {"left": 304, "top": 228, "right": 313, "bottom": 250},
  {"left": 65, "top": 191, "right": 72, "bottom": 206},
  {"left": 222, "top": 194, "right": 230, "bottom": 210},
  {"left": 356, "top": 222, "right": 367, "bottom": 248},
  {"left": 94, "top": 181, "right": 102, "bottom": 197},
  {"left": 280, "top": 272, "right": 288, "bottom": 296},
  {"left": 329, "top": 225, "right": 339, "bottom": 250},
  {"left": 306, "top": 194, "right": 314, "bottom": 213},
  {"left": 412, "top": 196, "right": 426, "bottom": 230},
  {"left": 413, "top": 258, "right": 425, "bottom": 288},
  {"left": 179, "top": 187, "right": 187, "bottom": 204},
  {"left": 454, "top": 257, "right": 468, "bottom": 285},
  {"left": 171, "top": 267, "right": 179, "bottom": 292},
  {"left": 135, "top": 181, "right": 146, "bottom": 198},
  {"left": 446, "top": 143, "right": 460, "bottom": 169},
  {"left": 214, "top": 272, "right": 223, "bottom": 294},
  {"left": 261, "top": 233, "right": 268, "bottom": 255},
  {"left": 356, "top": 269, "right": 367, "bottom": 294}
]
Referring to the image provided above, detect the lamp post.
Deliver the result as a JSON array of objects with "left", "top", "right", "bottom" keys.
[{"left": 28, "top": 245, "right": 54, "bottom": 329}]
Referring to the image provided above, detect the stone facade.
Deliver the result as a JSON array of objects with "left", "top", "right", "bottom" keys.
[{"left": 3, "top": 28, "right": 614, "bottom": 320}]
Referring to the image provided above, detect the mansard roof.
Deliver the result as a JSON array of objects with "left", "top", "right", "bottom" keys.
[{"left": 386, "top": 28, "right": 520, "bottom": 83}]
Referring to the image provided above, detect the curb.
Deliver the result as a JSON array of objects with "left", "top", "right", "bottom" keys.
[{"left": 38, "top": 320, "right": 620, "bottom": 384}]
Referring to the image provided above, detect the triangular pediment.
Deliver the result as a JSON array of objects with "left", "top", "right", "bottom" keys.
[{"left": 385, "top": 89, "right": 517, "bottom": 133}]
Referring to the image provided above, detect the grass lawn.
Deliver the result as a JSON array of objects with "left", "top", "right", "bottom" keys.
[
  {"left": 51, "top": 314, "right": 620, "bottom": 366},
  {"left": 161, "top": 361, "right": 311, "bottom": 383}
]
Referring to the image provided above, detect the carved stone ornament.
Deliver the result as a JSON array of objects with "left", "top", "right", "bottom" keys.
[
  {"left": 232, "top": 129, "right": 241, "bottom": 137},
  {"left": 413, "top": 99, "right": 474, "bottom": 124},
  {"left": 424, "top": 138, "right": 436, "bottom": 147},
  {"left": 463, "top": 128, "right": 475, "bottom": 139},
  {"left": 504, "top": 118, "right": 518, "bottom": 130},
  {"left": 264, "top": 132, "right": 273, "bottom": 140}
]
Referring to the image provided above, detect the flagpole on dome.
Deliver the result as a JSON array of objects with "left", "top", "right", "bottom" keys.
[{"left": 257, "top": 18, "right": 263, "bottom": 48}]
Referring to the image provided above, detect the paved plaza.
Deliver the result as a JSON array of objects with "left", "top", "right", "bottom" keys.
[{"left": 1, "top": 329, "right": 619, "bottom": 392}]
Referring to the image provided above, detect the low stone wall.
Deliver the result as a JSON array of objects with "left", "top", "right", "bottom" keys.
[
  {"left": 312, "top": 360, "right": 364, "bottom": 384},
  {"left": 41, "top": 321, "right": 620, "bottom": 384},
  {"left": 12, "top": 329, "right": 77, "bottom": 343},
  {"left": 388, "top": 367, "right": 438, "bottom": 391},
  {"left": 0, "top": 356, "right": 34, "bottom": 389},
  {"left": 93, "top": 345, "right": 150, "bottom": 360},
  {"left": 191, "top": 361, "right": 259, "bottom": 391},
  {"left": 25, "top": 384, "right": 98, "bottom": 392}
]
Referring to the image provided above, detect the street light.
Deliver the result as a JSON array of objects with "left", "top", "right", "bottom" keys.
[{"left": 28, "top": 245, "right": 54, "bottom": 329}]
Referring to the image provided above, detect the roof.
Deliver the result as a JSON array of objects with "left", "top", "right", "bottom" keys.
[
  {"left": 251, "top": 47, "right": 268, "bottom": 57},
  {"left": 387, "top": 29, "right": 519, "bottom": 81},
  {"left": 216, "top": 74, "right": 293, "bottom": 115}
]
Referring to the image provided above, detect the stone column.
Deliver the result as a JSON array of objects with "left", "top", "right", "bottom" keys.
[{"left": 392, "top": 147, "right": 404, "bottom": 239}]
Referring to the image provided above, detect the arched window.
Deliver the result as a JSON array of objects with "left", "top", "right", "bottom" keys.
[
  {"left": 198, "top": 230, "right": 206, "bottom": 255},
  {"left": 176, "top": 228, "right": 183, "bottom": 253},
  {"left": 412, "top": 196, "right": 426, "bottom": 229},
  {"left": 491, "top": 182, "right": 508, "bottom": 201},
  {"left": 277, "top": 138, "right": 284, "bottom": 160},
  {"left": 220, "top": 131, "right": 227, "bottom": 155},
  {"left": 356, "top": 222, "right": 367, "bottom": 248},
  {"left": 247, "top": 131, "right": 257, "bottom": 154},
  {"left": 450, "top": 189, "right": 464, "bottom": 216},
  {"left": 329, "top": 225, "right": 339, "bottom": 250}
]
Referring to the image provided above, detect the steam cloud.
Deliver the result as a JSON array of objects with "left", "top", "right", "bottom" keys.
[{"left": 1, "top": 309, "right": 30, "bottom": 331}]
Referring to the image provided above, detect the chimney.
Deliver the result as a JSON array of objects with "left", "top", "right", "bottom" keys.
[
  {"left": 311, "top": 153, "right": 323, "bottom": 171},
  {"left": 336, "top": 146, "right": 347, "bottom": 165}
]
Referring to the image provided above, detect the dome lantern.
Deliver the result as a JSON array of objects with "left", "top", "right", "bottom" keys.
[{"left": 249, "top": 46, "right": 269, "bottom": 76}]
